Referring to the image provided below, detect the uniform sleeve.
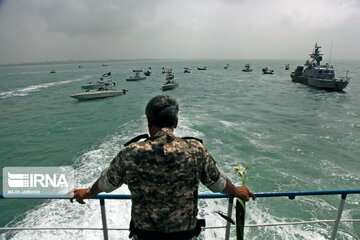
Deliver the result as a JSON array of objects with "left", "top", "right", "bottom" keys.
[
  {"left": 97, "top": 152, "right": 126, "bottom": 193},
  {"left": 200, "top": 147, "right": 227, "bottom": 193}
]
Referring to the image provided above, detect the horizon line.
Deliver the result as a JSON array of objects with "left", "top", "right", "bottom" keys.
[{"left": 1, "top": 57, "right": 358, "bottom": 67}]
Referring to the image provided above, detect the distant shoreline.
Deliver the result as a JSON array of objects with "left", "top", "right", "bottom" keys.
[
  {"left": 0, "top": 59, "right": 160, "bottom": 67},
  {"left": 0, "top": 58, "right": 357, "bottom": 67}
]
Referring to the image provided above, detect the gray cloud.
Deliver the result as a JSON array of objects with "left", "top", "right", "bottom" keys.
[{"left": 0, "top": 0, "right": 359, "bottom": 64}]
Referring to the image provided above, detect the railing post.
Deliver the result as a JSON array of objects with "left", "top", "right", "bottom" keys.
[
  {"left": 330, "top": 194, "right": 347, "bottom": 240},
  {"left": 225, "top": 197, "right": 234, "bottom": 240},
  {"left": 100, "top": 198, "right": 109, "bottom": 240}
]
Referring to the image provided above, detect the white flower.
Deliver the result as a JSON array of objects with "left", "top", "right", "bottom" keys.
[{"left": 233, "top": 165, "right": 246, "bottom": 176}]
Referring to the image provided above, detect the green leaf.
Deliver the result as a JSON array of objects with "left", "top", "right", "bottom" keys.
[
  {"left": 216, "top": 164, "right": 251, "bottom": 239},
  {"left": 236, "top": 198, "right": 245, "bottom": 209},
  {"left": 236, "top": 199, "right": 246, "bottom": 240},
  {"left": 215, "top": 211, "right": 235, "bottom": 225}
]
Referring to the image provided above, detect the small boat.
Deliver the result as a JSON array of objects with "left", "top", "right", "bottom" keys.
[
  {"left": 72, "top": 80, "right": 127, "bottom": 100},
  {"left": 285, "top": 64, "right": 290, "bottom": 70},
  {"left": 144, "top": 67, "right": 152, "bottom": 76},
  {"left": 262, "top": 67, "right": 274, "bottom": 74},
  {"left": 224, "top": 64, "right": 229, "bottom": 69},
  {"left": 132, "top": 69, "right": 143, "bottom": 72},
  {"left": 71, "top": 88, "right": 128, "bottom": 101},
  {"left": 165, "top": 73, "right": 174, "bottom": 80},
  {"left": 50, "top": 70, "right": 56, "bottom": 73},
  {"left": 126, "top": 73, "right": 146, "bottom": 81},
  {"left": 197, "top": 66, "right": 207, "bottom": 70},
  {"left": 184, "top": 68, "right": 191, "bottom": 73},
  {"left": 162, "top": 80, "right": 179, "bottom": 91},
  {"left": 78, "top": 65, "right": 83, "bottom": 68},
  {"left": 242, "top": 63, "right": 252, "bottom": 72},
  {"left": 291, "top": 43, "right": 349, "bottom": 91},
  {"left": 102, "top": 64, "right": 108, "bottom": 66}
]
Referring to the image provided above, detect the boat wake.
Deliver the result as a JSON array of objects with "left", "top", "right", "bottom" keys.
[
  {"left": 0, "top": 76, "right": 91, "bottom": 99},
  {"left": 1, "top": 117, "right": 354, "bottom": 239},
  {"left": 1, "top": 122, "right": 137, "bottom": 240}
]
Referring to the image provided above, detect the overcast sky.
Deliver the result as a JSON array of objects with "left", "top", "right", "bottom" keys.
[{"left": 0, "top": 0, "right": 359, "bottom": 64}]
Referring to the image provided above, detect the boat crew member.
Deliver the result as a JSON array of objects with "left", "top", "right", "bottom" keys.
[{"left": 70, "top": 95, "right": 255, "bottom": 240}]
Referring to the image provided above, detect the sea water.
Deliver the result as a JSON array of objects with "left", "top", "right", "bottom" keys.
[{"left": 0, "top": 59, "right": 359, "bottom": 239}]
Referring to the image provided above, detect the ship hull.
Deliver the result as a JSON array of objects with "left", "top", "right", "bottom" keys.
[
  {"left": 308, "top": 78, "right": 349, "bottom": 91},
  {"left": 291, "top": 73, "right": 348, "bottom": 91},
  {"left": 290, "top": 73, "right": 308, "bottom": 85},
  {"left": 162, "top": 83, "right": 178, "bottom": 91},
  {"left": 126, "top": 77, "right": 146, "bottom": 81},
  {"left": 71, "top": 90, "right": 126, "bottom": 100}
]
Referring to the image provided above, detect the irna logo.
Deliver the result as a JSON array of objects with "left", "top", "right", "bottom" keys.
[
  {"left": 3, "top": 167, "right": 74, "bottom": 198},
  {"left": 7, "top": 172, "right": 69, "bottom": 188}
]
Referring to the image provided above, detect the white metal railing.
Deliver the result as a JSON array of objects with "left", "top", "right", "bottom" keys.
[{"left": 1, "top": 189, "right": 360, "bottom": 240}]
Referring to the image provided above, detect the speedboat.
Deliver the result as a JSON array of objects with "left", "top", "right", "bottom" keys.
[
  {"left": 197, "top": 66, "right": 207, "bottom": 70},
  {"left": 224, "top": 64, "right": 229, "bottom": 69},
  {"left": 126, "top": 73, "right": 146, "bottom": 81},
  {"left": 285, "top": 64, "right": 290, "bottom": 70},
  {"left": 242, "top": 63, "right": 252, "bottom": 72},
  {"left": 184, "top": 68, "right": 191, "bottom": 73},
  {"left": 162, "top": 80, "right": 179, "bottom": 91},
  {"left": 291, "top": 43, "right": 349, "bottom": 91},
  {"left": 262, "top": 67, "right": 274, "bottom": 74},
  {"left": 144, "top": 67, "right": 152, "bottom": 76},
  {"left": 71, "top": 88, "right": 128, "bottom": 101},
  {"left": 50, "top": 70, "right": 56, "bottom": 73}
]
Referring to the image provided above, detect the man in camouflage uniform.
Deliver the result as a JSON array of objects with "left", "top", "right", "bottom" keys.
[{"left": 71, "top": 95, "right": 255, "bottom": 240}]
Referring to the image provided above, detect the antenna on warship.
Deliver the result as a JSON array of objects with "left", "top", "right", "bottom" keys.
[{"left": 328, "top": 40, "right": 333, "bottom": 65}]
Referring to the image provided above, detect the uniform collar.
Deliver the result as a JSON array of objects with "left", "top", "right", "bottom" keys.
[{"left": 153, "top": 127, "right": 175, "bottom": 138}]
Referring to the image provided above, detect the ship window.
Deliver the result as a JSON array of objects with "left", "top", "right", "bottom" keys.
[
  {"left": 318, "top": 70, "right": 323, "bottom": 73},
  {"left": 325, "top": 70, "right": 329, "bottom": 73}
]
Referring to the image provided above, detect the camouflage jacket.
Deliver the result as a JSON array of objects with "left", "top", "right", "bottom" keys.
[{"left": 97, "top": 128, "right": 226, "bottom": 232}]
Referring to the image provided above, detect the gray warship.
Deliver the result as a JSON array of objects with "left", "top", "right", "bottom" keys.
[{"left": 291, "top": 43, "right": 349, "bottom": 91}]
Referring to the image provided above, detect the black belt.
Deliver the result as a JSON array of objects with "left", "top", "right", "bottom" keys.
[{"left": 129, "top": 219, "right": 206, "bottom": 240}]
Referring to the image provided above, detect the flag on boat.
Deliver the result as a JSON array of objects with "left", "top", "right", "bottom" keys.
[{"left": 103, "top": 72, "right": 111, "bottom": 77}]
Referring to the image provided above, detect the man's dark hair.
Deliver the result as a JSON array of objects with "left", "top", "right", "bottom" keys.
[{"left": 145, "top": 95, "right": 179, "bottom": 128}]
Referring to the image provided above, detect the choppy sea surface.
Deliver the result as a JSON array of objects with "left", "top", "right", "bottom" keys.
[{"left": 0, "top": 59, "right": 359, "bottom": 240}]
